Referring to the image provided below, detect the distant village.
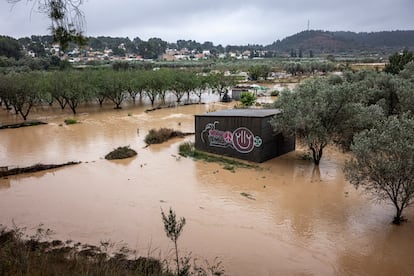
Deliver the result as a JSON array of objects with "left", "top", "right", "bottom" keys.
[{"left": 44, "top": 44, "right": 268, "bottom": 63}]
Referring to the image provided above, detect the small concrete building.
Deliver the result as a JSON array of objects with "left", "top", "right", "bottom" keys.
[{"left": 195, "top": 109, "right": 295, "bottom": 163}]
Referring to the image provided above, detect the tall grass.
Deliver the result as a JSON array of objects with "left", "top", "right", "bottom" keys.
[
  {"left": 179, "top": 142, "right": 258, "bottom": 170},
  {"left": 0, "top": 226, "right": 163, "bottom": 275}
]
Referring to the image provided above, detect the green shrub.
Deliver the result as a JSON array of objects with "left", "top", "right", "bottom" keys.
[
  {"left": 178, "top": 142, "right": 258, "bottom": 170},
  {"left": 105, "top": 146, "right": 137, "bottom": 160},
  {"left": 145, "top": 128, "right": 185, "bottom": 144},
  {"left": 240, "top": 92, "right": 256, "bottom": 107},
  {"left": 270, "top": 90, "right": 279, "bottom": 96},
  {"left": 64, "top": 118, "right": 78, "bottom": 125}
]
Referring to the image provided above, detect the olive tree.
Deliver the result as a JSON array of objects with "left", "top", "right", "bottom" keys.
[
  {"left": 170, "top": 70, "right": 187, "bottom": 103},
  {"left": 46, "top": 71, "right": 68, "bottom": 109},
  {"left": 0, "top": 73, "right": 14, "bottom": 110},
  {"left": 193, "top": 74, "right": 209, "bottom": 103},
  {"left": 144, "top": 70, "right": 168, "bottom": 106},
  {"left": 270, "top": 77, "right": 383, "bottom": 165},
  {"left": 7, "top": 72, "right": 42, "bottom": 120},
  {"left": 344, "top": 115, "right": 414, "bottom": 224},
  {"left": 101, "top": 71, "right": 127, "bottom": 109},
  {"left": 62, "top": 71, "right": 91, "bottom": 114},
  {"left": 270, "top": 79, "right": 349, "bottom": 165},
  {"left": 384, "top": 49, "right": 414, "bottom": 75},
  {"left": 208, "top": 72, "right": 236, "bottom": 100}
]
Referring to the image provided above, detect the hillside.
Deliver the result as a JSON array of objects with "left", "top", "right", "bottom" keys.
[{"left": 266, "top": 30, "right": 414, "bottom": 56}]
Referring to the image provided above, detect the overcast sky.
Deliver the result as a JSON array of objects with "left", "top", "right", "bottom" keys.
[{"left": 1, "top": 0, "right": 413, "bottom": 46}]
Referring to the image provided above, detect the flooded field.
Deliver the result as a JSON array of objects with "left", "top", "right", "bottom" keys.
[{"left": 1, "top": 98, "right": 414, "bottom": 275}]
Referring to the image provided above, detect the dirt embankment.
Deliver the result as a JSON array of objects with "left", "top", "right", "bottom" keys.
[{"left": 0, "top": 162, "right": 81, "bottom": 177}]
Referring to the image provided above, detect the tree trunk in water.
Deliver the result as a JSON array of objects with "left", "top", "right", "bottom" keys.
[
  {"left": 174, "top": 240, "right": 180, "bottom": 275},
  {"left": 311, "top": 145, "right": 323, "bottom": 166},
  {"left": 393, "top": 207, "right": 403, "bottom": 225}
]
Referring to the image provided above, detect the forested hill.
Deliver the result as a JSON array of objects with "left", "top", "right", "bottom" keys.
[{"left": 266, "top": 30, "right": 414, "bottom": 56}]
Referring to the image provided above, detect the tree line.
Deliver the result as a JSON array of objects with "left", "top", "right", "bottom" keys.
[{"left": 0, "top": 69, "right": 236, "bottom": 120}]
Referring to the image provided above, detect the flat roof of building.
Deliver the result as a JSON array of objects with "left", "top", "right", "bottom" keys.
[{"left": 197, "top": 109, "right": 281, "bottom": 118}]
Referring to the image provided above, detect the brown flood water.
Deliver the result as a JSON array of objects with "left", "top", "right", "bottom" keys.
[{"left": 1, "top": 98, "right": 414, "bottom": 275}]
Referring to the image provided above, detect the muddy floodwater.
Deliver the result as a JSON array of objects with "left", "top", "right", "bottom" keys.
[{"left": 1, "top": 98, "right": 414, "bottom": 275}]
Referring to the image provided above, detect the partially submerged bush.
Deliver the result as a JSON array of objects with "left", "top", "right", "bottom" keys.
[
  {"left": 145, "top": 128, "right": 187, "bottom": 145},
  {"left": 178, "top": 141, "right": 196, "bottom": 157},
  {"left": 64, "top": 118, "right": 78, "bottom": 125},
  {"left": 270, "top": 90, "right": 279, "bottom": 96},
  {"left": 105, "top": 146, "right": 137, "bottom": 160}
]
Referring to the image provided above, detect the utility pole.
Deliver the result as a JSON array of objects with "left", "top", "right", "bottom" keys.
[{"left": 307, "top": 20, "right": 310, "bottom": 31}]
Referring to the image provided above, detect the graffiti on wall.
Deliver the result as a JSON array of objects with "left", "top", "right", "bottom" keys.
[{"left": 201, "top": 121, "right": 262, "bottom": 153}]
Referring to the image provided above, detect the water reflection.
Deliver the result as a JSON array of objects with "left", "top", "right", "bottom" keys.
[{"left": 0, "top": 177, "right": 10, "bottom": 189}]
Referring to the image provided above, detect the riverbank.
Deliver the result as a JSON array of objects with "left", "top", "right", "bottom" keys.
[{"left": 0, "top": 226, "right": 164, "bottom": 275}]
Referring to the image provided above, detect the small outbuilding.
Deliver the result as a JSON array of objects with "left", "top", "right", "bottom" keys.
[
  {"left": 195, "top": 109, "right": 295, "bottom": 163},
  {"left": 231, "top": 87, "right": 250, "bottom": 101}
]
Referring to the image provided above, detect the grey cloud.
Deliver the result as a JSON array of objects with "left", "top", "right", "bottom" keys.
[{"left": 0, "top": 0, "right": 413, "bottom": 45}]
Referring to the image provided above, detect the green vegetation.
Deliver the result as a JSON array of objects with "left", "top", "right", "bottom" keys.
[
  {"left": 267, "top": 30, "right": 414, "bottom": 57},
  {"left": 384, "top": 49, "right": 414, "bottom": 74},
  {"left": 0, "top": 225, "right": 163, "bottom": 275},
  {"left": 0, "top": 35, "right": 22, "bottom": 59},
  {"left": 105, "top": 146, "right": 137, "bottom": 160},
  {"left": 270, "top": 66, "right": 414, "bottom": 165},
  {"left": 248, "top": 65, "right": 271, "bottom": 80},
  {"left": 144, "top": 128, "right": 192, "bottom": 145},
  {"left": 270, "top": 56, "right": 414, "bottom": 223},
  {"left": 0, "top": 69, "right": 236, "bottom": 120},
  {"left": 239, "top": 92, "right": 256, "bottom": 107},
  {"left": 344, "top": 115, "right": 414, "bottom": 225},
  {"left": 0, "top": 210, "right": 225, "bottom": 276},
  {"left": 9, "top": 0, "right": 86, "bottom": 52},
  {"left": 161, "top": 208, "right": 186, "bottom": 275},
  {"left": 270, "top": 77, "right": 380, "bottom": 165},
  {"left": 270, "top": 90, "right": 279, "bottom": 96},
  {"left": 64, "top": 117, "right": 78, "bottom": 125},
  {"left": 179, "top": 142, "right": 258, "bottom": 170}
]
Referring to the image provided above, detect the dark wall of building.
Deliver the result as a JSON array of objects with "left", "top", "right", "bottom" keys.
[
  {"left": 195, "top": 112, "right": 295, "bottom": 163},
  {"left": 231, "top": 88, "right": 249, "bottom": 101}
]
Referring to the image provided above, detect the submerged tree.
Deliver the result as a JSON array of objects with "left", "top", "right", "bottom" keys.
[
  {"left": 7, "top": 72, "right": 41, "bottom": 120},
  {"left": 270, "top": 74, "right": 387, "bottom": 165},
  {"left": 161, "top": 207, "right": 186, "bottom": 275},
  {"left": 344, "top": 115, "right": 414, "bottom": 225},
  {"left": 270, "top": 79, "right": 349, "bottom": 165}
]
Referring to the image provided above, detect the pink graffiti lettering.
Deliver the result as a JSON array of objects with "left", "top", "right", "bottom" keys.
[{"left": 232, "top": 127, "right": 255, "bottom": 153}]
